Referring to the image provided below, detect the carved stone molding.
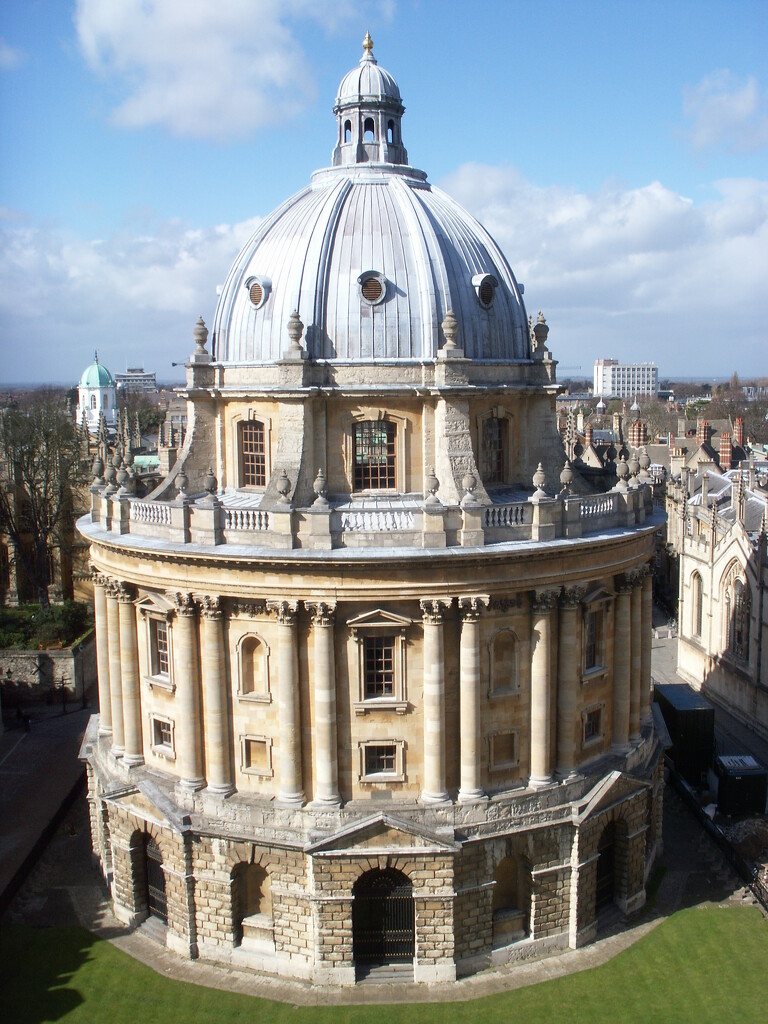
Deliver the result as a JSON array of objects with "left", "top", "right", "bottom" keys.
[
  {"left": 104, "top": 578, "right": 122, "bottom": 599},
  {"left": 615, "top": 572, "right": 636, "bottom": 595},
  {"left": 115, "top": 582, "right": 136, "bottom": 603},
  {"left": 458, "top": 595, "right": 490, "bottom": 621},
  {"left": 306, "top": 601, "right": 337, "bottom": 627},
  {"left": 230, "top": 599, "right": 267, "bottom": 618},
  {"left": 170, "top": 591, "right": 197, "bottom": 616},
  {"left": 488, "top": 596, "right": 523, "bottom": 614},
  {"left": 420, "top": 598, "right": 452, "bottom": 624},
  {"left": 531, "top": 588, "right": 559, "bottom": 614},
  {"left": 266, "top": 599, "right": 299, "bottom": 625},
  {"left": 559, "top": 585, "right": 586, "bottom": 609},
  {"left": 199, "top": 595, "right": 223, "bottom": 619}
]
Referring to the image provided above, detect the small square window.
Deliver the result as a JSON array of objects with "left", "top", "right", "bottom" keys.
[
  {"left": 490, "top": 730, "right": 518, "bottom": 771},
  {"left": 241, "top": 735, "right": 273, "bottom": 777},
  {"left": 584, "top": 707, "right": 602, "bottom": 743},
  {"left": 150, "top": 715, "right": 174, "bottom": 758},
  {"left": 364, "top": 744, "right": 396, "bottom": 775}
]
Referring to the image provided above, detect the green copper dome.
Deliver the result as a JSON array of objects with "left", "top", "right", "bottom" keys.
[{"left": 79, "top": 352, "right": 115, "bottom": 389}]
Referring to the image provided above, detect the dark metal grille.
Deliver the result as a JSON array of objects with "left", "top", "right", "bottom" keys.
[
  {"left": 364, "top": 636, "right": 394, "bottom": 697},
  {"left": 480, "top": 417, "right": 505, "bottom": 483},
  {"left": 354, "top": 420, "right": 396, "bottom": 490},
  {"left": 353, "top": 869, "right": 414, "bottom": 964},
  {"left": 596, "top": 825, "right": 615, "bottom": 909},
  {"left": 145, "top": 837, "right": 167, "bottom": 923},
  {"left": 241, "top": 421, "right": 266, "bottom": 487}
]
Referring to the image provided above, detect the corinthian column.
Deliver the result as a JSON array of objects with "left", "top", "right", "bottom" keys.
[
  {"left": 457, "top": 596, "right": 489, "bottom": 803},
  {"left": 172, "top": 593, "right": 205, "bottom": 790},
  {"left": 612, "top": 576, "right": 632, "bottom": 752},
  {"left": 630, "top": 576, "right": 642, "bottom": 742},
  {"left": 118, "top": 584, "right": 143, "bottom": 766},
  {"left": 307, "top": 602, "right": 340, "bottom": 807},
  {"left": 556, "top": 587, "right": 583, "bottom": 779},
  {"left": 530, "top": 590, "right": 557, "bottom": 787},
  {"left": 105, "top": 580, "right": 125, "bottom": 755},
  {"left": 420, "top": 599, "right": 451, "bottom": 805},
  {"left": 92, "top": 571, "right": 112, "bottom": 735},
  {"left": 641, "top": 567, "right": 653, "bottom": 724},
  {"left": 268, "top": 600, "right": 304, "bottom": 807},
  {"left": 200, "top": 597, "right": 233, "bottom": 796}
]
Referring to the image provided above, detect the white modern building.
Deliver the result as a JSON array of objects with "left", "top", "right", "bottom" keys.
[
  {"left": 593, "top": 360, "right": 659, "bottom": 399},
  {"left": 115, "top": 368, "right": 157, "bottom": 393}
]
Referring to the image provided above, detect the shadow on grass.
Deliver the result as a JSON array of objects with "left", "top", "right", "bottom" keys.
[{"left": 1, "top": 924, "right": 94, "bottom": 1024}]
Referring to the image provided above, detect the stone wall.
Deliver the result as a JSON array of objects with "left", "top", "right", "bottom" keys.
[{"left": 0, "top": 631, "right": 95, "bottom": 705}]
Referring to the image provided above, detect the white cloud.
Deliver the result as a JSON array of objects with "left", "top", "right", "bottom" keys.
[
  {"left": 74, "top": 0, "right": 385, "bottom": 140},
  {"left": 0, "top": 37, "right": 24, "bottom": 70},
  {"left": 439, "top": 164, "right": 768, "bottom": 376},
  {"left": 683, "top": 70, "right": 768, "bottom": 153}
]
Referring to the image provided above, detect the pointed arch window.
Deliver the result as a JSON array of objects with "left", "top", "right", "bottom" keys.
[
  {"left": 729, "top": 578, "right": 750, "bottom": 661},
  {"left": 691, "top": 572, "right": 703, "bottom": 638}
]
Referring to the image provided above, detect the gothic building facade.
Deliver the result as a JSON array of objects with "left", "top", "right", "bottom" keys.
[{"left": 79, "top": 40, "right": 664, "bottom": 984}]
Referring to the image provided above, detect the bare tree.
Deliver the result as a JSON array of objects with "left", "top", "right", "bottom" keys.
[{"left": 0, "top": 392, "right": 88, "bottom": 608}]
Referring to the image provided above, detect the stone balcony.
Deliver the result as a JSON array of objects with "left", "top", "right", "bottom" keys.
[{"left": 85, "top": 481, "right": 654, "bottom": 553}]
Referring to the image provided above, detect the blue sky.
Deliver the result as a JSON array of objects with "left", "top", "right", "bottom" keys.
[{"left": 1, "top": 0, "right": 767, "bottom": 384}]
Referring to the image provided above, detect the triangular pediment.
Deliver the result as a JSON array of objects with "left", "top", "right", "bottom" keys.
[
  {"left": 104, "top": 778, "right": 189, "bottom": 832},
  {"left": 135, "top": 591, "right": 176, "bottom": 617},
  {"left": 306, "top": 812, "right": 458, "bottom": 855},
  {"left": 346, "top": 608, "right": 413, "bottom": 631},
  {"left": 573, "top": 770, "right": 649, "bottom": 823}
]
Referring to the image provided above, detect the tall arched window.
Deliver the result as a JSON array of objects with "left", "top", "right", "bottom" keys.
[
  {"left": 344, "top": 119, "right": 351, "bottom": 143},
  {"left": 90, "top": 394, "right": 97, "bottom": 410},
  {"left": 363, "top": 117, "right": 375, "bottom": 142},
  {"left": 691, "top": 572, "right": 703, "bottom": 638},
  {"left": 354, "top": 420, "right": 396, "bottom": 490},
  {"left": 239, "top": 634, "right": 268, "bottom": 697},
  {"left": 730, "top": 579, "right": 750, "bottom": 661}
]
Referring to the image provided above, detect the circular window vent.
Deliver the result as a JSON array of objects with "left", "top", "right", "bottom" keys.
[
  {"left": 358, "top": 271, "right": 387, "bottom": 306},
  {"left": 245, "top": 276, "right": 271, "bottom": 309},
  {"left": 472, "top": 273, "right": 498, "bottom": 308}
]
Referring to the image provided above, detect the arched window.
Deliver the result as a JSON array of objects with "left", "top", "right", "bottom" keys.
[
  {"left": 691, "top": 572, "right": 703, "bottom": 638},
  {"left": 344, "top": 119, "right": 351, "bottom": 143},
  {"left": 354, "top": 420, "right": 396, "bottom": 490},
  {"left": 239, "top": 634, "right": 269, "bottom": 697},
  {"left": 480, "top": 416, "right": 507, "bottom": 484},
  {"left": 387, "top": 118, "right": 394, "bottom": 143},
  {"left": 363, "top": 117, "right": 375, "bottom": 142},
  {"left": 90, "top": 394, "right": 97, "bottom": 409},
  {"left": 490, "top": 629, "right": 518, "bottom": 693},
  {"left": 104, "top": 395, "right": 110, "bottom": 409},
  {"left": 352, "top": 868, "right": 414, "bottom": 966},
  {"left": 730, "top": 578, "right": 750, "bottom": 661},
  {"left": 239, "top": 420, "right": 266, "bottom": 487}
]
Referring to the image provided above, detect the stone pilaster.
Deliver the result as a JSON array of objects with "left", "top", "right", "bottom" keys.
[
  {"left": 530, "top": 589, "right": 557, "bottom": 786},
  {"left": 612, "top": 575, "right": 633, "bottom": 752},
  {"left": 641, "top": 567, "right": 653, "bottom": 724},
  {"left": 457, "top": 596, "right": 489, "bottom": 803},
  {"left": 267, "top": 600, "right": 305, "bottom": 806},
  {"left": 630, "top": 575, "right": 642, "bottom": 741},
  {"left": 117, "top": 583, "right": 143, "bottom": 766},
  {"left": 171, "top": 593, "right": 205, "bottom": 791},
  {"left": 420, "top": 598, "right": 452, "bottom": 804},
  {"left": 556, "top": 587, "right": 583, "bottom": 779},
  {"left": 199, "top": 596, "right": 233, "bottom": 796},
  {"left": 105, "top": 580, "right": 125, "bottom": 756},
  {"left": 92, "top": 571, "right": 112, "bottom": 735},
  {"left": 307, "top": 602, "right": 341, "bottom": 807}
]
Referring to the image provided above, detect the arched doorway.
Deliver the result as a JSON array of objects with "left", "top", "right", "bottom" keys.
[
  {"left": 144, "top": 835, "right": 167, "bottom": 924},
  {"left": 596, "top": 823, "right": 616, "bottom": 910},
  {"left": 352, "top": 868, "right": 414, "bottom": 966},
  {"left": 231, "top": 862, "right": 272, "bottom": 947}
]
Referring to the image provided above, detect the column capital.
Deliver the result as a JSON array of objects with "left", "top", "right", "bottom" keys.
[
  {"left": 559, "top": 585, "right": 586, "bottom": 609},
  {"left": 458, "top": 595, "right": 490, "bottom": 621},
  {"left": 420, "top": 597, "right": 452, "bottom": 624},
  {"left": 104, "top": 577, "right": 122, "bottom": 599},
  {"left": 616, "top": 571, "right": 639, "bottom": 594},
  {"left": 531, "top": 588, "right": 558, "bottom": 614},
  {"left": 306, "top": 601, "right": 336, "bottom": 627},
  {"left": 199, "top": 595, "right": 223, "bottom": 619},
  {"left": 230, "top": 598, "right": 266, "bottom": 618},
  {"left": 267, "top": 599, "right": 299, "bottom": 625},
  {"left": 170, "top": 591, "right": 197, "bottom": 616},
  {"left": 115, "top": 582, "right": 136, "bottom": 603}
]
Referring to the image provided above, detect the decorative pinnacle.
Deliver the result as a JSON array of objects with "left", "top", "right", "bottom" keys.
[{"left": 362, "top": 31, "right": 374, "bottom": 55}]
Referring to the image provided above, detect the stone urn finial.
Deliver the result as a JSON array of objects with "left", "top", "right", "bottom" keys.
[
  {"left": 177, "top": 467, "right": 189, "bottom": 497},
  {"left": 424, "top": 466, "right": 440, "bottom": 504},
  {"left": 276, "top": 469, "right": 292, "bottom": 503},
  {"left": 91, "top": 454, "right": 104, "bottom": 487},
  {"left": 194, "top": 316, "right": 209, "bottom": 354},
  {"left": 615, "top": 454, "right": 629, "bottom": 491},
  {"left": 204, "top": 467, "right": 217, "bottom": 495},
  {"left": 628, "top": 451, "right": 640, "bottom": 483},
  {"left": 532, "top": 311, "right": 550, "bottom": 359},
  {"left": 638, "top": 447, "right": 651, "bottom": 483},
  {"left": 560, "top": 459, "right": 574, "bottom": 495},
  {"left": 312, "top": 468, "right": 329, "bottom": 507},
  {"left": 441, "top": 309, "right": 459, "bottom": 351},
  {"left": 285, "top": 310, "right": 306, "bottom": 358},
  {"left": 532, "top": 462, "right": 548, "bottom": 498}
]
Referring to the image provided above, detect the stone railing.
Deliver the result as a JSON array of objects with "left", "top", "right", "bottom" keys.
[{"left": 86, "top": 483, "right": 657, "bottom": 553}]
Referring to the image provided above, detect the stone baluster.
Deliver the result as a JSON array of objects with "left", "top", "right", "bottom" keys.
[
  {"left": 105, "top": 580, "right": 125, "bottom": 756},
  {"left": 172, "top": 593, "right": 205, "bottom": 790},
  {"left": 268, "top": 601, "right": 305, "bottom": 806},
  {"left": 118, "top": 584, "right": 143, "bottom": 765},
  {"left": 420, "top": 599, "right": 452, "bottom": 805},
  {"left": 200, "top": 597, "right": 233, "bottom": 796},
  {"left": 630, "top": 574, "right": 642, "bottom": 742},
  {"left": 556, "top": 587, "right": 583, "bottom": 779},
  {"left": 307, "top": 602, "right": 341, "bottom": 807},
  {"left": 641, "top": 566, "right": 653, "bottom": 724},
  {"left": 457, "top": 596, "right": 489, "bottom": 803},
  {"left": 92, "top": 571, "right": 112, "bottom": 735},
  {"left": 530, "top": 590, "right": 557, "bottom": 786},
  {"left": 612, "top": 575, "right": 633, "bottom": 752}
]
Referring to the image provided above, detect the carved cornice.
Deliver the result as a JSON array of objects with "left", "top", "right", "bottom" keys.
[
  {"left": 115, "top": 582, "right": 136, "bottom": 603},
  {"left": 458, "top": 595, "right": 490, "bottom": 621},
  {"left": 615, "top": 572, "right": 637, "bottom": 595},
  {"left": 230, "top": 599, "right": 267, "bottom": 618},
  {"left": 488, "top": 596, "right": 523, "bottom": 614},
  {"left": 531, "top": 588, "right": 559, "bottom": 614},
  {"left": 420, "top": 598, "right": 452, "bottom": 624},
  {"left": 170, "top": 591, "right": 197, "bottom": 616},
  {"left": 199, "top": 595, "right": 223, "bottom": 619},
  {"left": 266, "top": 599, "right": 299, "bottom": 625},
  {"left": 306, "top": 601, "right": 337, "bottom": 627},
  {"left": 559, "top": 585, "right": 586, "bottom": 609}
]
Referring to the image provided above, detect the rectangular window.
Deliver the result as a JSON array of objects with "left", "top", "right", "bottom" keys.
[
  {"left": 364, "top": 744, "right": 397, "bottom": 776},
  {"left": 480, "top": 417, "right": 506, "bottom": 484},
  {"left": 150, "top": 619, "right": 170, "bottom": 676},
  {"left": 364, "top": 636, "right": 395, "bottom": 698},
  {"left": 153, "top": 718, "right": 172, "bottom": 748},
  {"left": 244, "top": 738, "right": 268, "bottom": 772},
  {"left": 354, "top": 420, "right": 396, "bottom": 490},
  {"left": 584, "top": 707, "right": 602, "bottom": 742},
  {"left": 240, "top": 420, "right": 266, "bottom": 487},
  {"left": 585, "top": 610, "right": 598, "bottom": 670}
]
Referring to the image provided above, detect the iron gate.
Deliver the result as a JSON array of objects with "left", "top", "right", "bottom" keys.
[
  {"left": 352, "top": 869, "right": 414, "bottom": 963},
  {"left": 596, "top": 825, "right": 616, "bottom": 909},
  {"left": 145, "top": 836, "right": 168, "bottom": 923}
]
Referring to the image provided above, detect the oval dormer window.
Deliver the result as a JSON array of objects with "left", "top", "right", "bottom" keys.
[
  {"left": 245, "top": 276, "right": 271, "bottom": 309},
  {"left": 358, "top": 271, "right": 386, "bottom": 306},
  {"left": 472, "top": 273, "right": 498, "bottom": 308}
]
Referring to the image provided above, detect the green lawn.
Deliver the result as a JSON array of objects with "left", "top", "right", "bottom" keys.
[{"left": 3, "top": 905, "right": 766, "bottom": 1024}]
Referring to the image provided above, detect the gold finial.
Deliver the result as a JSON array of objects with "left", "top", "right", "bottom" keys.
[{"left": 362, "top": 31, "right": 374, "bottom": 55}]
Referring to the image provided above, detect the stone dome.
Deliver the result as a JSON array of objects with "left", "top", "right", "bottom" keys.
[
  {"left": 211, "top": 39, "right": 529, "bottom": 366},
  {"left": 79, "top": 353, "right": 115, "bottom": 389}
]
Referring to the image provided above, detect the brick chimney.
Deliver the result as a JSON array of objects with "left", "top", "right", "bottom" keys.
[
  {"left": 734, "top": 417, "right": 744, "bottom": 448},
  {"left": 719, "top": 432, "right": 733, "bottom": 469},
  {"left": 696, "top": 419, "right": 712, "bottom": 446},
  {"left": 585, "top": 423, "right": 594, "bottom": 445}
]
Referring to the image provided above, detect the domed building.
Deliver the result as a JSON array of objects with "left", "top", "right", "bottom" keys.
[
  {"left": 76, "top": 352, "right": 118, "bottom": 434},
  {"left": 79, "top": 38, "right": 664, "bottom": 985}
]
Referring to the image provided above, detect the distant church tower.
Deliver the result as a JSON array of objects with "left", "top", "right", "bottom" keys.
[{"left": 76, "top": 352, "right": 117, "bottom": 434}]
